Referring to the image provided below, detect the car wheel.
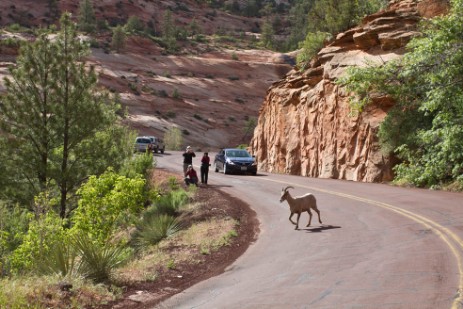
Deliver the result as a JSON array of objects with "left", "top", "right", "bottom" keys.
[
  {"left": 224, "top": 163, "right": 229, "bottom": 175},
  {"left": 214, "top": 163, "right": 219, "bottom": 173},
  {"left": 160, "top": 149, "right": 164, "bottom": 154}
]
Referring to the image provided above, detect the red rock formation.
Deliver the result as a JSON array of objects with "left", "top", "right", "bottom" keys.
[{"left": 250, "top": 0, "right": 449, "bottom": 182}]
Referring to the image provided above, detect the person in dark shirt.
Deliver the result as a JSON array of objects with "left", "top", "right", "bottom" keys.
[
  {"left": 200, "top": 152, "right": 211, "bottom": 184},
  {"left": 182, "top": 146, "right": 196, "bottom": 174},
  {"left": 184, "top": 165, "right": 198, "bottom": 186}
]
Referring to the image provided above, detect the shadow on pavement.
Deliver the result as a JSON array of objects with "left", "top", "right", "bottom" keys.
[{"left": 303, "top": 225, "right": 341, "bottom": 233}]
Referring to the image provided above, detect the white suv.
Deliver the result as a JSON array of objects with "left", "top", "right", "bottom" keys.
[{"left": 134, "top": 136, "right": 153, "bottom": 152}]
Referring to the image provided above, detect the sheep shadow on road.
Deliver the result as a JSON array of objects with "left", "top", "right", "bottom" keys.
[{"left": 303, "top": 225, "right": 341, "bottom": 233}]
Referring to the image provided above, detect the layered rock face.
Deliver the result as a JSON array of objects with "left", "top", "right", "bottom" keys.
[{"left": 251, "top": 0, "right": 448, "bottom": 182}]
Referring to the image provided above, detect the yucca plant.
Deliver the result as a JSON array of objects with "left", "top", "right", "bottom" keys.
[
  {"left": 131, "top": 214, "right": 181, "bottom": 250},
  {"left": 155, "top": 189, "right": 190, "bottom": 215},
  {"left": 36, "top": 240, "right": 78, "bottom": 278},
  {"left": 72, "top": 233, "right": 131, "bottom": 283}
]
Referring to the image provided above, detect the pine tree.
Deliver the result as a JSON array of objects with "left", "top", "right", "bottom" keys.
[
  {"left": 111, "top": 25, "right": 126, "bottom": 52},
  {"left": 162, "top": 10, "right": 178, "bottom": 53},
  {"left": 0, "top": 13, "right": 133, "bottom": 216},
  {"left": 260, "top": 19, "right": 275, "bottom": 49},
  {"left": 78, "top": 0, "right": 96, "bottom": 33}
]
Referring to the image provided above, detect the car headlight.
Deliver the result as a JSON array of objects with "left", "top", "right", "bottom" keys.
[{"left": 226, "top": 158, "right": 235, "bottom": 165}]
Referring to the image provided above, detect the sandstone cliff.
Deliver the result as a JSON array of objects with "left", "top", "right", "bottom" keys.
[{"left": 250, "top": 0, "right": 449, "bottom": 182}]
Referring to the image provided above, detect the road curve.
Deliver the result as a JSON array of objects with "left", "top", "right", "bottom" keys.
[{"left": 153, "top": 151, "right": 463, "bottom": 309}]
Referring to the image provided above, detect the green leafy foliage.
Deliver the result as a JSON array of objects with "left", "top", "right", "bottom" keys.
[
  {"left": 125, "top": 16, "right": 145, "bottom": 34},
  {"left": 0, "top": 203, "right": 31, "bottom": 274},
  {"left": 164, "top": 127, "right": 183, "bottom": 150},
  {"left": 296, "top": 31, "right": 331, "bottom": 67},
  {"left": 300, "top": 0, "right": 387, "bottom": 67},
  {"left": 119, "top": 151, "right": 155, "bottom": 179},
  {"left": 10, "top": 204, "right": 67, "bottom": 274},
  {"left": 339, "top": 0, "right": 463, "bottom": 188},
  {"left": 111, "top": 25, "right": 126, "bottom": 52},
  {"left": 71, "top": 169, "right": 146, "bottom": 244}
]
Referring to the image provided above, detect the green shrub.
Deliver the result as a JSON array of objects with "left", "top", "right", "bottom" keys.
[
  {"left": 10, "top": 206, "right": 67, "bottom": 274},
  {"left": 297, "top": 31, "right": 331, "bottom": 68},
  {"left": 71, "top": 170, "right": 146, "bottom": 244},
  {"left": 172, "top": 88, "right": 181, "bottom": 99},
  {"left": 0, "top": 203, "right": 31, "bottom": 274},
  {"left": 164, "top": 127, "right": 183, "bottom": 150},
  {"left": 119, "top": 152, "right": 154, "bottom": 178}
]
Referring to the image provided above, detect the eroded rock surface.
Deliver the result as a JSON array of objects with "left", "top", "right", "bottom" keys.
[{"left": 250, "top": 0, "right": 449, "bottom": 182}]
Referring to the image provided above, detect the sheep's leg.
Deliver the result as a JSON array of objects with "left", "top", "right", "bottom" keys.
[
  {"left": 314, "top": 207, "right": 322, "bottom": 224},
  {"left": 289, "top": 213, "right": 297, "bottom": 226},
  {"left": 306, "top": 209, "right": 313, "bottom": 227},
  {"left": 295, "top": 213, "right": 301, "bottom": 230}
]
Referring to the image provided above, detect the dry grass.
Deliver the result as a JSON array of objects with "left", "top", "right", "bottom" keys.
[
  {"left": 0, "top": 275, "right": 117, "bottom": 309},
  {"left": 114, "top": 217, "right": 238, "bottom": 284}
]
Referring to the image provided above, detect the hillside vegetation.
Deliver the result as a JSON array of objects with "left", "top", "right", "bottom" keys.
[{"left": 340, "top": 0, "right": 463, "bottom": 190}]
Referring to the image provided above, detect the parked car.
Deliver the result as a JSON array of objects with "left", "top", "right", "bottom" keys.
[
  {"left": 214, "top": 148, "right": 257, "bottom": 175},
  {"left": 134, "top": 136, "right": 153, "bottom": 152},
  {"left": 145, "top": 136, "right": 165, "bottom": 154}
]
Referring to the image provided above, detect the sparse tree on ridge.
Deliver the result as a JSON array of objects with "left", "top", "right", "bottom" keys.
[
  {"left": 111, "top": 25, "right": 126, "bottom": 52},
  {"left": 162, "top": 10, "right": 178, "bottom": 53},
  {"left": 78, "top": 0, "right": 97, "bottom": 33}
]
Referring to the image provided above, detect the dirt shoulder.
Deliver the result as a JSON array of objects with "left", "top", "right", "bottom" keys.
[{"left": 101, "top": 168, "right": 260, "bottom": 309}]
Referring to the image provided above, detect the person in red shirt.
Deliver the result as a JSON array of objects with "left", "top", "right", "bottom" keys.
[
  {"left": 200, "top": 152, "right": 211, "bottom": 184},
  {"left": 184, "top": 165, "right": 198, "bottom": 186}
]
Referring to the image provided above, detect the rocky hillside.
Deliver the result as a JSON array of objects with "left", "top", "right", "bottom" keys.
[
  {"left": 0, "top": 0, "right": 293, "bottom": 150},
  {"left": 250, "top": 0, "right": 449, "bottom": 182}
]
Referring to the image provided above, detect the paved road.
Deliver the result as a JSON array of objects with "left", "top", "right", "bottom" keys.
[{"left": 153, "top": 151, "right": 463, "bottom": 309}]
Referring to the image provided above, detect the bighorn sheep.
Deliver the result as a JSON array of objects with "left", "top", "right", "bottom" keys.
[{"left": 280, "top": 186, "right": 322, "bottom": 230}]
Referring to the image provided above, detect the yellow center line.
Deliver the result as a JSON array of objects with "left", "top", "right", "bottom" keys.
[{"left": 260, "top": 177, "right": 463, "bottom": 308}]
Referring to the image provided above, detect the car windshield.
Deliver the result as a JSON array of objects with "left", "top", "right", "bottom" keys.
[
  {"left": 137, "top": 138, "right": 151, "bottom": 143},
  {"left": 226, "top": 150, "right": 251, "bottom": 158}
]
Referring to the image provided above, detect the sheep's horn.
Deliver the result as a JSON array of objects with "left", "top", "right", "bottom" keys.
[{"left": 283, "top": 186, "right": 294, "bottom": 192}]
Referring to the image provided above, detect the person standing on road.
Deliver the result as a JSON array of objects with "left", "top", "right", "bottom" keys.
[
  {"left": 183, "top": 146, "right": 196, "bottom": 174},
  {"left": 200, "top": 152, "right": 211, "bottom": 184}
]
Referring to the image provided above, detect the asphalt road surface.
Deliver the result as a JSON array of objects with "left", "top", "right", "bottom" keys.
[{"left": 153, "top": 151, "right": 463, "bottom": 309}]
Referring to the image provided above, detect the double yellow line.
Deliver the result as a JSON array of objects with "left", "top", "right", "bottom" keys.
[{"left": 262, "top": 177, "right": 463, "bottom": 309}]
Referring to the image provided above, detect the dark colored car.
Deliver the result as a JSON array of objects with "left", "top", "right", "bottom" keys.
[{"left": 214, "top": 148, "right": 257, "bottom": 175}]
